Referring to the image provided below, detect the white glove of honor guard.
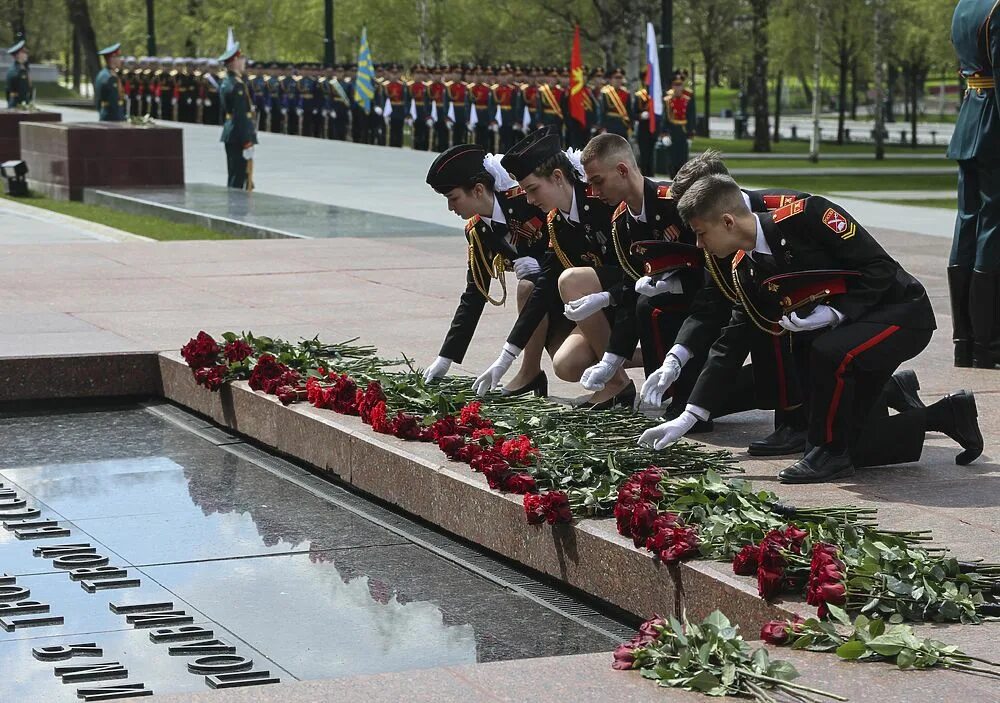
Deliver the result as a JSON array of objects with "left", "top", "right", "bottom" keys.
[
  {"left": 473, "top": 344, "right": 521, "bottom": 396},
  {"left": 634, "top": 274, "right": 683, "bottom": 298},
  {"left": 423, "top": 356, "right": 452, "bottom": 383},
  {"left": 638, "top": 411, "right": 699, "bottom": 450},
  {"left": 242, "top": 147, "right": 255, "bottom": 161},
  {"left": 778, "top": 305, "right": 842, "bottom": 333},
  {"left": 640, "top": 353, "right": 683, "bottom": 407},
  {"left": 580, "top": 353, "right": 626, "bottom": 392},
  {"left": 564, "top": 291, "right": 611, "bottom": 322},
  {"left": 512, "top": 257, "right": 542, "bottom": 280}
]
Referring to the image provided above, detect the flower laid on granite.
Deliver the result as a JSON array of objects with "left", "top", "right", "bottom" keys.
[
  {"left": 615, "top": 610, "right": 846, "bottom": 703},
  {"left": 524, "top": 491, "right": 572, "bottom": 525},
  {"left": 181, "top": 330, "right": 221, "bottom": 369},
  {"left": 223, "top": 339, "right": 253, "bottom": 363}
]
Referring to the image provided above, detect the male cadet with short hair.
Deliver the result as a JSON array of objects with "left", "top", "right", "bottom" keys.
[
  {"left": 5, "top": 40, "right": 31, "bottom": 107},
  {"left": 663, "top": 69, "right": 695, "bottom": 177},
  {"left": 95, "top": 43, "right": 126, "bottom": 121},
  {"left": 569, "top": 134, "right": 701, "bottom": 411},
  {"left": 422, "top": 144, "right": 550, "bottom": 387},
  {"left": 639, "top": 173, "right": 983, "bottom": 481},
  {"left": 218, "top": 41, "right": 257, "bottom": 190},
  {"left": 947, "top": 0, "right": 1000, "bottom": 369},
  {"left": 599, "top": 68, "right": 632, "bottom": 138}
]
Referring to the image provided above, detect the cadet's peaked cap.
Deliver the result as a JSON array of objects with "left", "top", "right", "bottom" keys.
[
  {"left": 97, "top": 43, "right": 121, "bottom": 57},
  {"left": 501, "top": 126, "right": 562, "bottom": 181},
  {"left": 7, "top": 40, "right": 25, "bottom": 55},
  {"left": 219, "top": 42, "right": 241, "bottom": 63},
  {"left": 426, "top": 144, "right": 488, "bottom": 194}
]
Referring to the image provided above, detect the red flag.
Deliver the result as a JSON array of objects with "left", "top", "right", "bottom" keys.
[{"left": 569, "top": 26, "right": 586, "bottom": 127}]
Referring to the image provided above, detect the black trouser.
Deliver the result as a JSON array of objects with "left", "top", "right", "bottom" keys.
[
  {"left": 452, "top": 121, "right": 469, "bottom": 145},
  {"left": 807, "top": 322, "right": 932, "bottom": 450},
  {"left": 951, "top": 155, "right": 1000, "bottom": 272},
  {"left": 224, "top": 141, "right": 247, "bottom": 189},
  {"left": 637, "top": 132, "right": 656, "bottom": 176},
  {"left": 666, "top": 125, "right": 689, "bottom": 177},
  {"left": 388, "top": 117, "right": 404, "bottom": 147},
  {"left": 433, "top": 121, "right": 450, "bottom": 151},
  {"left": 413, "top": 119, "right": 430, "bottom": 150}
]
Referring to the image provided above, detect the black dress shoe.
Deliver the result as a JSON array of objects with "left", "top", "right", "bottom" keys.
[
  {"left": 778, "top": 445, "right": 855, "bottom": 484},
  {"left": 579, "top": 381, "right": 636, "bottom": 411},
  {"left": 748, "top": 424, "right": 808, "bottom": 457},
  {"left": 660, "top": 402, "right": 713, "bottom": 433},
  {"left": 500, "top": 371, "right": 548, "bottom": 397},
  {"left": 941, "top": 390, "right": 983, "bottom": 465},
  {"left": 884, "top": 369, "right": 924, "bottom": 412}
]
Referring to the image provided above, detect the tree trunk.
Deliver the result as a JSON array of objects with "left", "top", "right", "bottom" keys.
[
  {"left": 66, "top": 0, "right": 101, "bottom": 84},
  {"left": 873, "top": 0, "right": 885, "bottom": 160},
  {"left": 837, "top": 51, "right": 848, "bottom": 144},
  {"left": 72, "top": 25, "right": 82, "bottom": 92},
  {"left": 11, "top": 0, "right": 26, "bottom": 41},
  {"left": 910, "top": 68, "right": 919, "bottom": 147},
  {"left": 185, "top": 0, "right": 202, "bottom": 56},
  {"left": 849, "top": 57, "right": 859, "bottom": 120},
  {"left": 798, "top": 71, "right": 813, "bottom": 106},
  {"left": 773, "top": 69, "right": 782, "bottom": 142},
  {"left": 886, "top": 63, "right": 897, "bottom": 122},
  {"left": 416, "top": 0, "right": 430, "bottom": 65},
  {"left": 750, "top": 0, "right": 771, "bottom": 153},
  {"left": 702, "top": 55, "right": 713, "bottom": 136}
]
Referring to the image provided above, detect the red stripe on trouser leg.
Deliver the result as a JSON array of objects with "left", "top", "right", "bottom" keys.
[
  {"left": 773, "top": 334, "right": 787, "bottom": 409},
  {"left": 824, "top": 325, "right": 901, "bottom": 444}
]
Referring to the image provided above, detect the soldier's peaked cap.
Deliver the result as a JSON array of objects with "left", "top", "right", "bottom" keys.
[
  {"left": 7, "top": 40, "right": 26, "bottom": 55},
  {"left": 501, "top": 126, "right": 562, "bottom": 181},
  {"left": 97, "top": 43, "right": 121, "bottom": 57},
  {"left": 426, "top": 144, "right": 488, "bottom": 194}
]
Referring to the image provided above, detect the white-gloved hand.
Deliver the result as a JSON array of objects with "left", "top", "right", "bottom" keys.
[
  {"left": 640, "top": 353, "right": 683, "bottom": 407},
  {"left": 638, "top": 411, "right": 699, "bottom": 450},
  {"left": 242, "top": 146, "right": 255, "bottom": 160},
  {"left": 580, "top": 353, "right": 626, "bottom": 391},
  {"left": 374, "top": 106, "right": 383, "bottom": 116},
  {"left": 778, "top": 304, "right": 842, "bottom": 333},
  {"left": 640, "top": 110, "right": 649, "bottom": 119},
  {"left": 423, "top": 356, "right": 452, "bottom": 383},
  {"left": 564, "top": 291, "right": 612, "bottom": 322},
  {"left": 512, "top": 256, "right": 542, "bottom": 280},
  {"left": 634, "top": 274, "right": 683, "bottom": 298},
  {"left": 472, "top": 344, "right": 521, "bottom": 396}
]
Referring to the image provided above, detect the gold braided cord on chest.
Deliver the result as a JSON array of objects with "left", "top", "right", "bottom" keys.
[
  {"left": 468, "top": 229, "right": 508, "bottom": 306},
  {"left": 732, "top": 264, "right": 786, "bottom": 337},
  {"left": 704, "top": 251, "right": 739, "bottom": 304},
  {"left": 548, "top": 219, "right": 574, "bottom": 270},
  {"left": 612, "top": 219, "right": 643, "bottom": 281}
]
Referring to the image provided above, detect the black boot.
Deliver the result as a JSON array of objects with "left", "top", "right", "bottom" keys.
[
  {"left": 778, "top": 445, "right": 855, "bottom": 483},
  {"left": 970, "top": 270, "right": 999, "bottom": 369},
  {"left": 884, "top": 369, "right": 924, "bottom": 412},
  {"left": 926, "top": 390, "right": 983, "bottom": 465},
  {"left": 948, "top": 266, "right": 974, "bottom": 367},
  {"left": 748, "top": 424, "right": 808, "bottom": 457}
]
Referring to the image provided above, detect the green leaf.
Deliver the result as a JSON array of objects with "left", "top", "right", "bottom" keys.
[
  {"left": 836, "top": 640, "right": 869, "bottom": 660},
  {"left": 826, "top": 603, "right": 852, "bottom": 627},
  {"left": 897, "top": 648, "right": 916, "bottom": 669},
  {"left": 686, "top": 670, "right": 721, "bottom": 693},
  {"left": 704, "top": 610, "right": 731, "bottom": 631},
  {"left": 767, "top": 659, "right": 800, "bottom": 681}
]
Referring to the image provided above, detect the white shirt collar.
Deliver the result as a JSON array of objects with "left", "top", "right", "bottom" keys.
[
  {"left": 559, "top": 188, "right": 580, "bottom": 224},
  {"left": 626, "top": 197, "right": 646, "bottom": 223},
  {"left": 480, "top": 193, "right": 507, "bottom": 228},
  {"left": 750, "top": 213, "right": 771, "bottom": 257}
]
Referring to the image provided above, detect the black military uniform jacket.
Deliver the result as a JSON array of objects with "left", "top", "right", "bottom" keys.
[
  {"left": 505, "top": 179, "right": 618, "bottom": 349},
  {"left": 606, "top": 178, "right": 699, "bottom": 357},
  {"left": 440, "top": 187, "right": 548, "bottom": 363}
]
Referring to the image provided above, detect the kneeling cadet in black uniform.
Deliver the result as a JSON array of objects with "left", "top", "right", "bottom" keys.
[{"left": 640, "top": 173, "right": 983, "bottom": 483}]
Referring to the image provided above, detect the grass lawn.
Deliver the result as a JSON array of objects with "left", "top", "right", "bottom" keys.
[
  {"left": 727, "top": 158, "right": 949, "bottom": 169},
  {"left": 1, "top": 192, "right": 239, "bottom": 241},
  {"left": 739, "top": 173, "right": 958, "bottom": 193},
  {"left": 0, "top": 81, "right": 82, "bottom": 101},
  {"left": 878, "top": 198, "right": 957, "bottom": 210},
  {"left": 694, "top": 137, "right": 947, "bottom": 156}
]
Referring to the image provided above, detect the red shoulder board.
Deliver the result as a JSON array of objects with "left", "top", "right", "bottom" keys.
[
  {"left": 584, "top": 185, "right": 600, "bottom": 198},
  {"left": 821, "top": 207, "right": 857, "bottom": 240},
  {"left": 772, "top": 199, "right": 806, "bottom": 223},
  {"left": 732, "top": 250, "right": 746, "bottom": 269},
  {"left": 656, "top": 184, "right": 672, "bottom": 199},
  {"left": 465, "top": 216, "right": 480, "bottom": 234},
  {"left": 613, "top": 201, "right": 628, "bottom": 220},
  {"left": 546, "top": 209, "right": 558, "bottom": 224},
  {"left": 503, "top": 185, "right": 525, "bottom": 198},
  {"left": 762, "top": 194, "right": 799, "bottom": 211}
]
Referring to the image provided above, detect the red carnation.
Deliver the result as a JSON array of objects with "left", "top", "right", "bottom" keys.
[
  {"left": 732, "top": 543, "right": 759, "bottom": 576},
  {"left": 181, "top": 331, "right": 222, "bottom": 369},
  {"left": 328, "top": 373, "right": 359, "bottom": 414},
  {"left": 357, "top": 381, "right": 386, "bottom": 423},
  {"left": 437, "top": 434, "right": 466, "bottom": 459},
  {"left": 470, "top": 450, "right": 507, "bottom": 473},
  {"left": 428, "top": 415, "right": 460, "bottom": 440},
  {"left": 471, "top": 427, "right": 495, "bottom": 440},
  {"left": 481, "top": 461, "right": 511, "bottom": 490},
  {"left": 193, "top": 364, "right": 227, "bottom": 391},
  {"left": 389, "top": 412, "right": 423, "bottom": 440},
  {"left": 275, "top": 385, "right": 301, "bottom": 406},
  {"left": 498, "top": 434, "right": 539, "bottom": 466},
  {"left": 503, "top": 472, "right": 537, "bottom": 494},
  {"left": 369, "top": 401, "right": 391, "bottom": 433},
  {"left": 222, "top": 339, "right": 253, "bottom": 363},
  {"left": 524, "top": 493, "right": 547, "bottom": 525},
  {"left": 459, "top": 401, "right": 492, "bottom": 430},
  {"left": 454, "top": 443, "right": 484, "bottom": 463}
]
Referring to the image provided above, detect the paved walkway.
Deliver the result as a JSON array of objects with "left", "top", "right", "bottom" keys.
[{"left": 0, "top": 196, "right": 149, "bottom": 244}]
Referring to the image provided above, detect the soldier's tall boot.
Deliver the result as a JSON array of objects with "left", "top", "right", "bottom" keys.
[
  {"left": 948, "top": 265, "right": 974, "bottom": 367},
  {"left": 969, "top": 269, "right": 999, "bottom": 369}
]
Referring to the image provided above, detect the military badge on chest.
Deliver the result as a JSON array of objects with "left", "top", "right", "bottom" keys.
[{"left": 509, "top": 216, "right": 544, "bottom": 245}]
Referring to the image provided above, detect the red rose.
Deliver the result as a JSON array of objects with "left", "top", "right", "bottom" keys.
[
  {"left": 658, "top": 526, "right": 700, "bottom": 564},
  {"left": 275, "top": 385, "right": 300, "bottom": 405},
  {"left": 637, "top": 616, "right": 665, "bottom": 641},
  {"left": 503, "top": 472, "right": 537, "bottom": 494},
  {"left": 390, "top": 413, "right": 423, "bottom": 440},
  {"left": 437, "top": 434, "right": 466, "bottom": 458},
  {"left": 181, "top": 331, "right": 221, "bottom": 369},
  {"left": 757, "top": 540, "right": 787, "bottom": 600},
  {"left": 193, "top": 364, "right": 226, "bottom": 391},
  {"left": 758, "top": 567, "right": 785, "bottom": 600},
  {"left": 629, "top": 502, "right": 657, "bottom": 549},
  {"left": 611, "top": 643, "right": 637, "bottom": 670},
  {"left": 542, "top": 491, "right": 572, "bottom": 524},
  {"left": 454, "top": 442, "right": 484, "bottom": 463},
  {"left": 481, "top": 462, "right": 510, "bottom": 489},
  {"left": 732, "top": 544, "right": 759, "bottom": 576},
  {"left": 760, "top": 621, "right": 791, "bottom": 645},
  {"left": 524, "top": 493, "right": 547, "bottom": 524},
  {"left": 222, "top": 339, "right": 253, "bottom": 363},
  {"left": 782, "top": 524, "right": 809, "bottom": 552},
  {"left": 470, "top": 450, "right": 507, "bottom": 473}
]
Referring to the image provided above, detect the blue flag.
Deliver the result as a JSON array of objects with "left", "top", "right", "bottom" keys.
[{"left": 354, "top": 27, "right": 375, "bottom": 112}]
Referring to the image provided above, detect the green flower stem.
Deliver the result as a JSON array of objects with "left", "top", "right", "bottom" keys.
[{"left": 738, "top": 669, "right": 849, "bottom": 701}]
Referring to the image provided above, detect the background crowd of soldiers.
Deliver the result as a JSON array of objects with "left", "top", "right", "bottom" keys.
[{"left": 117, "top": 58, "right": 695, "bottom": 174}]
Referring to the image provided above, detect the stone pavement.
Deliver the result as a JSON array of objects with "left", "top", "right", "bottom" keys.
[{"left": 0, "top": 196, "right": 148, "bottom": 244}]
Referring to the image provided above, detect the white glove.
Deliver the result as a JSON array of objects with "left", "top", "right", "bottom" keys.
[
  {"left": 242, "top": 146, "right": 255, "bottom": 160},
  {"left": 635, "top": 274, "right": 683, "bottom": 298},
  {"left": 640, "top": 353, "right": 683, "bottom": 407},
  {"left": 640, "top": 110, "right": 649, "bottom": 119},
  {"left": 513, "top": 256, "right": 542, "bottom": 280},
  {"left": 638, "top": 411, "right": 699, "bottom": 450},
  {"left": 564, "top": 291, "right": 612, "bottom": 322},
  {"left": 375, "top": 106, "right": 383, "bottom": 116},
  {"left": 778, "top": 305, "right": 842, "bottom": 333},
  {"left": 423, "top": 356, "right": 452, "bottom": 383},
  {"left": 472, "top": 344, "right": 521, "bottom": 396},
  {"left": 580, "top": 353, "right": 626, "bottom": 392},
  {"left": 426, "top": 118, "right": 434, "bottom": 128},
  {"left": 204, "top": 99, "right": 212, "bottom": 107}
]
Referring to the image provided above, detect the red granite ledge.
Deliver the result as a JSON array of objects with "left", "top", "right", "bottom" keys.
[{"left": 0, "top": 352, "right": 162, "bottom": 403}]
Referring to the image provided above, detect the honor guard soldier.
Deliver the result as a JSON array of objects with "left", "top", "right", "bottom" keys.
[
  {"left": 427, "top": 67, "right": 450, "bottom": 151},
  {"left": 663, "top": 69, "right": 695, "bottom": 176},
  {"left": 5, "top": 40, "right": 31, "bottom": 107},
  {"left": 446, "top": 66, "right": 470, "bottom": 145},
  {"left": 469, "top": 67, "right": 494, "bottom": 150},
  {"left": 493, "top": 65, "right": 520, "bottom": 152},
  {"left": 634, "top": 70, "right": 658, "bottom": 176},
  {"left": 640, "top": 173, "right": 983, "bottom": 480},
  {"left": 248, "top": 64, "right": 268, "bottom": 132},
  {"left": 599, "top": 68, "right": 632, "bottom": 138},
  {"left": 384, "top": 64, "right": 409, "bottom": 147},
  {"left": 138, "top": 57, "right": 154, "bottom": 116},
  {"left": 519, "top": 67, "right": 540, "bottom": 134},
  {"left": 947, "top": 0, "right": 1000, "bottom": 369},
  {"left": 203, "top": 59, "right": 222, "bottom": 125},
  {"left": 219, "top": 41, "right": 257, "bottom": 190},
  {"left": 95, "top": 43, "right": 126, "bottom": 121},
  {"left": 536, "top": 68, "right": 566, "bottom": 143},
  {"left": 301, "top": 65, "right": 324, "bottom": 137},
  {"left": 328, "top": 65, "right": 351, "bottom": 140},
  {"left": 409, "top": 65, "right": 432, "bottom": 150},
  {"left": 422, "top": 144, "right": 550, "bottom": 385},
  {"left": 152, "top": 58, "right": 169, "bottom": 118},
  {"left": 368, "top": 65, "right": 387, "bottom": 145}
]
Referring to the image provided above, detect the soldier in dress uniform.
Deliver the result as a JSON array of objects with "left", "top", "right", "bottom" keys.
[
  {"left": 218, "top": 42, "right": 257, "bottom": 190},
  {"left": 639, "top": 173, "right": 983, "bottom": 481},
  {"left": 248, "top": 64, "right": 268, "bottom": 132},
  {"left": 95, "top": 43, "right": 126, "bottom": 121},
  {"left": 427, "top": 66, "right": 450, "bottom": 151},
  {"left": 368, "top": 64, "right": 387, "bottom": 145},
  {"left": 537, "top": 68, "right": 566, "bottom": 143},
  {"left": 468, "top": 67, "right": 493, "bottom": 150},
  {"left": 422, "top": 144, "right": 550, "bottom": 386},
  {"left": 947, "top": 0, "right": 1000, "bottom": 369},
  {"left": 409, "top": 65, "right": 433, "bottom": 151},
  {"left": 151, "top": 57, "right": 169, "bottom": 119},
  {"left": 663, "top": 69, "right": 695, "bottom": 177},
  {"left": 202, "top": 59, "right": 223, "bottom": 125},
  {"left": 384, "top": 64, "right": 409, "bottom": 147},
  {"left": 301, "top": 65, "right": 324, "bottom": 137},
  {"left": 328, "top": 65, "right": 351, "bottom": 140},
  {"left": 446, "top": 66, "right": 470, "bottom": 146},
  {"left": 633, "top": 69, "right": 658, "bottom": 176},
  {"left": 519, "top": 67, "right": 540, "bottom": 134},
  {"left": 599, "top": 68, "right": 632, "bottom": 137},
  {"left": 5, "top": 40, "right": 31, "bottom": 108},
  {"left": 138, "top": 57, "right": 155, "bottom": 116},
  {"left": 493, "top": 65, "right": 520, "bottom": 153}
]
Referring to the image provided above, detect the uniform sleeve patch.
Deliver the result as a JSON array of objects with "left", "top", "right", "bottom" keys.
[
  {"left": 656, "top": 184, "right": 672, "bottom": 199},
  {"left": 772, "top": 199, "right": 806, "bottom": 223},
  {"left": 822, "top": 207, "right": 857, "bottom": 239}
]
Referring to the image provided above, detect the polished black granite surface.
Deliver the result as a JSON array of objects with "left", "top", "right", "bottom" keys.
[{"left": 0, "top": 405, "right": 620, "bottom": 701}]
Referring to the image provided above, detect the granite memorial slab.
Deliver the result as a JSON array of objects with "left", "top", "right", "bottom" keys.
[
  {"left": 19, "top": 121, "right": 183, "bottom": 200},
  {"left": 0, "top": 109, "right": 62, "bottom": 161}
]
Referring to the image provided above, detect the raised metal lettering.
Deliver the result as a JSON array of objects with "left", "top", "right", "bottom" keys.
[
  {"left": 81, "top": 578, "right": 140, "bottom": 593},
  {"left": 205, "top": 670, "right": 280, "bottom": 689},
  {"left": 17, "top": 525, "right": 71, "bottom": 540},
  {"left": 0, "top": 614, "right": 63, "bottom": 631},
  {"left": 76, "top": 683, "right": 153, "bottom": 701},
  {"left": 187, "top": 655, "right": 252, "bottom": 674},
  {"left": 53, "top": 553, "right": 110, "bottom": 569},
  {"left": 167, "top": 639, "right": 236, "bottom": 656},
  {"left": 109, "top": 601, "right": 172, "bottom": 615},
  {"left": 55, "top": 662, "right": 128, "bottom": 683},
  {"left": 34, "top": 543, "right": 96, "bottom": 558},
  {"left": 128, "top": 611, "right": 193, "bottom": 628},
  {"left": 149, "top": 625, "right": 213, "bottom": 642},
  {"left": 70, "top": 566, "right": 128, "bottom": 581},
  {"left": 0, "top": 600, "right": 50, "bottom": 616},
  {"left": 33, "top": 642, "right": 103, "bottom": 661},
  {"left": 0, "top": 585, "right": 30, "bottom": 601}
]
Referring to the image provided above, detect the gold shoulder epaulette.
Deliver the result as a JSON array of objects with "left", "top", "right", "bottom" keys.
[
  {"left": 772, "top": 199, "right": 807, "bottom": 223},
  {"left": 465, "top": 216, "right": 480, "bottom": 234},
  {"left": 503, "top": 185, "right": 525, "bottom": 198}
]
